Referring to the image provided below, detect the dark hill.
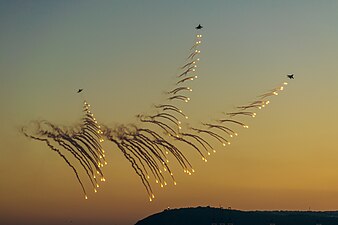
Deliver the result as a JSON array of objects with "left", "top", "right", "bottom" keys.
[{"left": 135, "top": 206, "right": 338, "bottom": 225}]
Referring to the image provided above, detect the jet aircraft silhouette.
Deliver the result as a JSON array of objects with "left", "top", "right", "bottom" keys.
[
  {"left": 287, "top": 74, "right": 294, "bottom": 79},
  {"left": 195, "top": 24, "right": 203, "bottom": 30}
]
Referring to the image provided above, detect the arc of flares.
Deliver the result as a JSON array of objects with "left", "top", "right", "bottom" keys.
[
  {"left": 23, "top": 25, "right": 292, "bottom": 202},
  {"left": 102, "top": 31, "right": 204, "bottom": 201},
  {"left": 22, "top": 101, "right": 105, "bottom": 199},
  {"left": 195, "top": 81, "right": 289, "bottom": 153}
]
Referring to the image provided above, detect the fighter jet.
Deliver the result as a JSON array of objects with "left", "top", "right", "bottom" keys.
[
  {"left": 195, "top": 24, "right": 203, "bottom": 30},
  {"left": 287, "top": 74, "right": 294, "bottom": 79},
  {"left": 77, "top": 89, "right": 83, "bottom": 93}
]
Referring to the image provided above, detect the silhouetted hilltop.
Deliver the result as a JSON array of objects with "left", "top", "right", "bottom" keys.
[{"left": 135, "top": 206, "right": 338, "bottom": 225}]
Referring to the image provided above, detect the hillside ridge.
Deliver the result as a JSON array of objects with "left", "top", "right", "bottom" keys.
[{"left": 136, "top": 206, "right": 338, "bottom": 225}]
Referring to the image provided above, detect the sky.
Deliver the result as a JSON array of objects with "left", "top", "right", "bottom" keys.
[{"left": 1, "top": 0, "right": 338, "bottom": 225}]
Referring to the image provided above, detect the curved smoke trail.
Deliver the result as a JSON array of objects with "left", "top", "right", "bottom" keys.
[
  {"left": 22, "top": 25, "right": 292, "bottom": 201},
  {"left": 101, "top": 31, "right": 205, "bottom": 201},
  {"left": 22, "top": 101, "right": 106, "bottom": 199}
]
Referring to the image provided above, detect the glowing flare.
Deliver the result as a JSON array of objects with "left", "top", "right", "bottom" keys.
[{"left": 23, "top": 31, "right": 209, "bottom": 201}]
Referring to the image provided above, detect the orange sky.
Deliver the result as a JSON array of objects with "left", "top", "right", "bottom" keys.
[{"left": 1, "top": 1, "right": 338, "bottom": 225}]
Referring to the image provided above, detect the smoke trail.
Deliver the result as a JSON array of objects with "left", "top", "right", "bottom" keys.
[
  {"left": 22, "top": 101, "right": 105, "bottom": 199},
  {"left": 22, "top": 23, "right": 292, "bottom": 202},
  {"left": 99, "top": 29, "right": 205, "bottom": 200},
  {"left": 197, "top": 81, "right": 290, "bottom": 151}
]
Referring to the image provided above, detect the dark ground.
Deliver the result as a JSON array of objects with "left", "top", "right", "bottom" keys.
[{"left": 136, "top": 206, "right": 338, "bottom": 225}]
